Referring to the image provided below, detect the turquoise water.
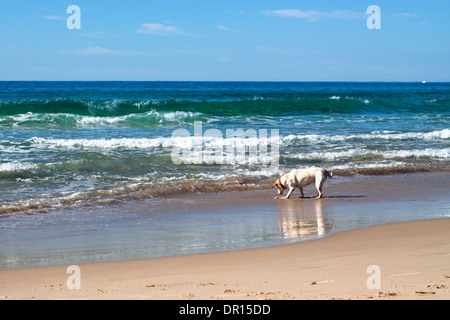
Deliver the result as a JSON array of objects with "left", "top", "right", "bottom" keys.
[
  {"left": 1, "top": 81, "right": 448, "bottom": 214},
  {"left": 0, "top": 81, "right": 449, "bottom": 268}
]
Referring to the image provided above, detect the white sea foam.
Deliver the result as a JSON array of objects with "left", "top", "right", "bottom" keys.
[
  {"left": 0, "top": 191, "right": 88, "bottom": 214},
  {"left": 290, "top": 147, "right": 450, "bottom": 161},
  {"left": 388, "top": 148, "right": 450, "bottom": 159},
  {"left": 0, "top": 110, "right": 203, "bottom": 127},
  {"left": 26, "top": 129, "right": 449, "bottom": 156},
  {"left": 76, "top": 110, "right": 202, "bottom": 125},
  {"left": 328, "top": 96, "right": 369, "bottom": 104},
  {"left": 330, "top": 161, "right": 406, "bottom": 170},
  {"left": 85, "top": 99, "right": 121, "bottom": 113},
  {"left": 28, "top": 137, "right": 169, "bottom": 149},
  {"left": 283, "top": 129, "right": 450, "bottom": 143},
  {"left": 0, "top": 161, "right": 38, "bottom": 172},
  {"left": 27, "top": 134, "right": 281, "bottom": 151}
]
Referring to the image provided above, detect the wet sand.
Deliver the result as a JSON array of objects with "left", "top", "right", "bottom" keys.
[
  {"left": 0, "top": 172, "right": 449, "bottom": 300},
  {"left": 0, "top": 218, "right": 448, "bottom": 300}
]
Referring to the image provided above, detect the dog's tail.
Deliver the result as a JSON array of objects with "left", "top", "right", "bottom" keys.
[{"left": 325, "top": 170, "right": 333, "bottom": 179}]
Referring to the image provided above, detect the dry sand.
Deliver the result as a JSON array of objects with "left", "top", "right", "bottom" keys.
[{"left": 0, "top": 218, "right": 449, "bottom": 300}]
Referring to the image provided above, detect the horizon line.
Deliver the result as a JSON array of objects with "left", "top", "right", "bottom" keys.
[{"left": 0, "top": 80, "right": 446, "bottom": 83}]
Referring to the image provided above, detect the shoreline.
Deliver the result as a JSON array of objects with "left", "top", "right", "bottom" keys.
[
  {"left": 1, "top": 171, "right": 449, "bottom": 270},
  {"left": 0, "top": 217, "right": 449, "bottom": 300},
  {"left": 1, "top": 171, "right": 449, "bottom": 300}
]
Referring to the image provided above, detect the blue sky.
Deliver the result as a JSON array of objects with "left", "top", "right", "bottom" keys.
[{"left": 1, "top": 0, "right": 449, "bottom": 81}]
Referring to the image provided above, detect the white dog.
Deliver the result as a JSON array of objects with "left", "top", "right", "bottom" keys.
[{"left": 273, "top": 167, "right": 333, "bottom": 199}]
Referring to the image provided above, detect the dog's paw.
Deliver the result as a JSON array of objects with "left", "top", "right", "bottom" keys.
[{"left": 274, "top": 196, "right": 279, "bottom": 199}]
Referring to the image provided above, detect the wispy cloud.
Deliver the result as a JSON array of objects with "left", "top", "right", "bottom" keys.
[
  {"left": 78, "top": 31, "right": 111, "bottom": 39},
  {"left": 391, "top": 12, "right": 417, "bottom": 18},
  {"left": 60, "top": 46, "right": 149, "bottom": 56},
  {"left": 41, "top": 6, "right": 64, "bottom": 21},
  {"left": 217, "top": 25, "right": 239, "bottom": 32},
  {"left": 136, "top": 23, "right": 189, "bottom": 36},
  {"left": 43, "top": 15, "right": 65, "bottom": 21},
  {"left": 262, "top": 9, "right": 365, "bottom": 21},
  {"left": 257, "top": 46, "right": 320, "bottom": 56},
  {"left": 217, "top": 56, "right": 233, "bottom": 63}
]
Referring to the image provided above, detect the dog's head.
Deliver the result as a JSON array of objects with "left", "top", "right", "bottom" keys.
[{"left": 272, "top": 178, "right": 286, "bottom": 195}]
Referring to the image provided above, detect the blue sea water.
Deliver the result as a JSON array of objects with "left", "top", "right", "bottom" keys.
[
  {"left": 0, "top": 81, "right": 448, "bottom": 214},
  {"left": 0, "top": 81, "right": 449, "bottom": 268}
]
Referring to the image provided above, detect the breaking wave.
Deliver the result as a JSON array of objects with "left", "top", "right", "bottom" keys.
[
  {"left": 24, "top": 128, "right": 449, "bottom": 151},
  {"left": 1, "top": 95, "right": 448, "bottom": 128}
]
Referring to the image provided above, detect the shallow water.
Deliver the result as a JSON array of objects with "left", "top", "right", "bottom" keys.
[{"left": 1, "top": 173, "right": 448, "bottom": 269}]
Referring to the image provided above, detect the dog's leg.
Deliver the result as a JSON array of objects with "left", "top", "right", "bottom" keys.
[
  {"left": 284, "top": 187, "right": 295, "bottom": 199},
  {"left": 315, "top": 175, "right": 326, "bottom": 198},
  {"left": 299, "top": 187, "right": 304, "bottom": 198}
]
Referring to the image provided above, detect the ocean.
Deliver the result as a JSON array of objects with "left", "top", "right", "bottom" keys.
[{"left": 0, "top": 81, "right": 449, "bottom": 268}]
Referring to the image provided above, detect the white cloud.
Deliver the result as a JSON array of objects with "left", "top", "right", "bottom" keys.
[
  {"left": 136, "top": 23, "right": 188, "bottom": 36},
  {"left": 217, "top": 56, "right": 233, "bottom": 62},
  {"left": 262, "top": 9, "right": 365, "bottom": 21},
  {"left": 391, "top": 12, "right": 417, "bottom": 18},
  {"left": 60, "top": 46, "right": 149, "bottom": 56},
  {"left": 217, "top": 25, "right": 239, "bottom": 32},
  {"left": 257, "top": 46, "right": 320, "bottom": 55}
]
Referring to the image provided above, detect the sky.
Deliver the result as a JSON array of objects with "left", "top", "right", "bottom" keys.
[{"left": 0, "top": 0, "right": 449, "bottom": 81}]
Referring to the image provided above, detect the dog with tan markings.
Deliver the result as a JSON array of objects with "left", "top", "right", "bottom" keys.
[{"left": 273, "top": 167, "right": 333, "bottom": 199}]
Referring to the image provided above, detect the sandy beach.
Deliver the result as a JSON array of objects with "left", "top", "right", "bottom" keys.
[
  {"left": 0, "top": 172, "right": 449, "bottom": 300},
  {"left": 1, "top": 0, "right": 449, "bottom": 305},
  {"left": 0, "top": 218, "right": 448, "bottom": 300}
]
